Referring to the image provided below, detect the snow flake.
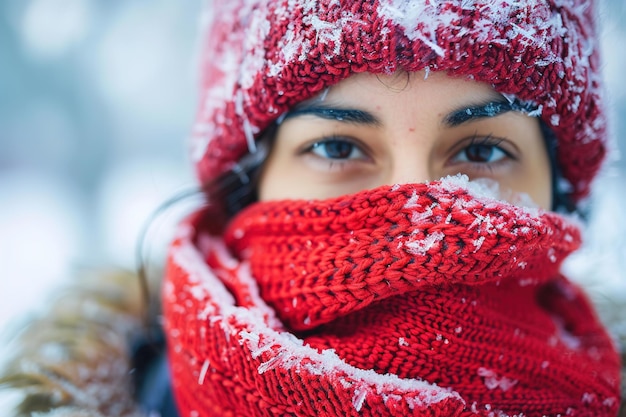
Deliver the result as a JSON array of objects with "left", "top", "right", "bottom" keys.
[
  {"left": 198, "top": 360, "right": 210, "bottom": 385},
  {"left": 469, "top": 213, "right": 497, "bottom": 235},
  {"left": 188, "top": 284, "right": 209, "bottom": 301},
  {"left": 551, "top": 315, "right": 581, "bottom": 350},
  {"left": 518, "top": 277, "right": 537, "bottom": 286},
  {"left": 258, "top": 351, "right": 288, "bottom": 373},
  {"left": 477, "top": 367, "right": 518, "bottom": 392},
  {"left": 547, "top": 247, "right": 557, "bottom": 263},
  {"left": 243, "top": 118, "right": 257, "bottom": 153},
  {"left": 404, "top": 231, "right": 445, "bottom": 255},
  {"left": 473, "top": 236, "right": 485, "bottom": 252},
  {"left": 352, "top": 386, "right": 368, "bottom": 411},
  {"left": 581, "top": 392, "right": 596, "bottom": 405},
  {"left": 403, "top": 190, "right": 420, "bottom": 209},
  {"left": 377, "top": 0, "right": 449, "bottom": 56},
  {"left": 410, "top": 204, "right": 438, "bottom": 224}
]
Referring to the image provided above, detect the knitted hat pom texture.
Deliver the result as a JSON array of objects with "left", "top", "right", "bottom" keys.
[{"left": 192, "top": 0, "right": 607, "bottom": 202}]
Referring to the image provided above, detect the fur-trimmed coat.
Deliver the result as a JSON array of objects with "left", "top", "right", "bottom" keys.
[
  {"left": 0, "top": 271, "right": 158, "bottom": 417},
  {"left": 0, "top": 270, "right": 624, "bottom": 416}
]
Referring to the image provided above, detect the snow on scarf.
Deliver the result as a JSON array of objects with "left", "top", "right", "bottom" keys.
[{"left": 163, "top": 176, "right": 621, "bottom": 416}]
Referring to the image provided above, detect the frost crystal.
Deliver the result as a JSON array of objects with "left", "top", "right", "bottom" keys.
[
  {"left": 403, "top": 190, "right": 420, "bottom": 209},
  {"left": 377, "top": 0, "right": 569, "bottom": 68},
  {"left": 581, "top": 392, "right": 596, "bottom": 404},
  {"left": 473, "top": 236, "right": 485, "bottom": 252},
  {"left": 404, "top": 231, "right": 445, "bottom": 255},
  {"left": 352, "top": 386, "right": 367, "bottom": 411},
  {"left": 477, "top": 367, "right": 518, "bottom": 392},
  {"left": 198, "top": 360, "right": 210, "bottom": 385}
]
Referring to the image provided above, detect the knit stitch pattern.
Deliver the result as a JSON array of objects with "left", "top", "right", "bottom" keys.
[
  {"left": 164, "top": 179, "right": 621, "bottom": 416},
  {"left": 192, "top": 0, "right": 606, "bottom": 202}
]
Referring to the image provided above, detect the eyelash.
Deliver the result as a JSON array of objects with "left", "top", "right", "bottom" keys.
[
  {"left": 300, "top": 135, "right": 370, "bottom": 169},
  {"left": 449, "top": 135, "right": 514, "bottom": 168},
  {"left": 300, "top": 134, "right": 515, "bottom": 173}
]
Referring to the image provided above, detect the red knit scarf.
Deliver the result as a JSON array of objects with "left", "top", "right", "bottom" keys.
[{"left": 164, "top": 178, "right": 621, "bottom": 416}]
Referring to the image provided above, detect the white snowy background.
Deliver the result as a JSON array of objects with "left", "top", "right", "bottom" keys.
[
  {"left": 0, "top": 0, "right": 201, "bottom": 337},
  {"left": 0, "top": 0, "right": 625, "bottom": 411}
]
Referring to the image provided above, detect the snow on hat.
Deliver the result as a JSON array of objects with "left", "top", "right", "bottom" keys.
[{"left": 191, "top": 0, "right": 607, "bottom": 202}]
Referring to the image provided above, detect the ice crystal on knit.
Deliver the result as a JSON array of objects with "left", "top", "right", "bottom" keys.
[
  {"left": 477, "top": 368, "right": 519, "bottom": 392},
  {"left": 404, "top": 231, "right": 445, "bottom": 255}
]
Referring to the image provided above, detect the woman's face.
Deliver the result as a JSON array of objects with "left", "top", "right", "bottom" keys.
[{"left": 258, "top": 71, "right": 552, "bottom": 210}]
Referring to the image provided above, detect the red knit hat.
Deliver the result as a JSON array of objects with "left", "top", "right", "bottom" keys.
[{"left": 191, "top": 0, "right": 606, "bottom": 202}]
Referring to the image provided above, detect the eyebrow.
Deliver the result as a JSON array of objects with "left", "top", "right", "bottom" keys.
[
  {"left": 282, "top": 104, "right": 381, "bottom": 126},
  {"left": 281, "top": 99, "right": 533, "bottom": 128},
  {"left": 443, "top": 100, "right": 517, "bottom": 127}
]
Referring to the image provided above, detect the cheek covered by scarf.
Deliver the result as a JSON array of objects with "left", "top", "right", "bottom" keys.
[{"left": 163, "top": 177, "right": 621, "bottom": 417}]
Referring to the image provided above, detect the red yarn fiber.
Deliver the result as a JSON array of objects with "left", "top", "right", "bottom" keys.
[{"left": 164, "top": 179, "right": 621, "bottom": 416}]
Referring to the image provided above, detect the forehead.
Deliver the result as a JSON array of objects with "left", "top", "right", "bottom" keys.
[{"left": 301, "top": 71, "right": 503, "bottom": 113}]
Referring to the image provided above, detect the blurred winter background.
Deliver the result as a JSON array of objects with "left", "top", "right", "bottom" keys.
[
  {"left": 0, "top": 0, "right": 201, "bottom": 342},
  {"left": 0, "top": 0, "right": 625, "bottom": 400}
]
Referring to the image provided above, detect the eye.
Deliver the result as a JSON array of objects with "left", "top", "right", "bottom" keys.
[
  {"left": 452, "top": 137, "right": 510, "bottom": 164},
  {"left": 308, "top": 138, "right": 367, "bottom": 161}
]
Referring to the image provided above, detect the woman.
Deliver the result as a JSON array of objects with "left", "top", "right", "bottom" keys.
[
  {"left": 164, "top": 0, "right": 622, "bottom": 415},
  {"left": 1, "top": 0, "right": 623, "bottom": 416}
]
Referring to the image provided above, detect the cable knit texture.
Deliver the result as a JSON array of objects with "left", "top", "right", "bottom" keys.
[
  {"left": 163, "top": 178, "right": 621, "bottom": 416},
  {"left": 192, "top": 0, "right": 606, "bottom": 201}
]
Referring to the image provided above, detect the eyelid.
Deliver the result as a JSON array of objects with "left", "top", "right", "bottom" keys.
[
  {"left": 446, "top": 134, "right": 518, "bottom": 162},
  {"left": 297, "top": 135, "right": 374, "bottom": 161}
]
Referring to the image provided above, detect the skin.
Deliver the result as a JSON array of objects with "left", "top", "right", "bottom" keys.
[{"left": 258, "top": 71, "right": 552, "bottom": 210}]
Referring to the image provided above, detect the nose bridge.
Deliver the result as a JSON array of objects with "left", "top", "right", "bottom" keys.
[
  {"left": 387, "top": 139, "right": 433, "bottom": 185},
  {"left": 389, "top": 162, "right": 431, "bottom": 185}
]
